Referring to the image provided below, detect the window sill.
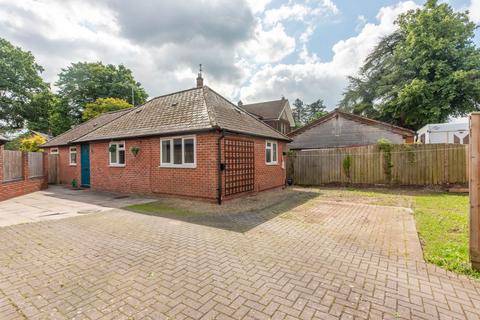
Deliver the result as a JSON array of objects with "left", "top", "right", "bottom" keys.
[
  {"left": 109, "top": 164, "right": 126, "bottom": 168},
  {"left": 266, "top": 162, "right": 278, "bottom": 166},
  {"left": 69, "top": 164, "right": 77, "bottom": 166},
  {"left": 159, "top": 164, "right": 197, "bottom": 169}
]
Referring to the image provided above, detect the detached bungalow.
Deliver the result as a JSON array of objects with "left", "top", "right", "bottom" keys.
[
  {"left": 288, "top": 110, "right": 415, "bottom": 150},
  {"left": 42, "top": 77, "right": 290, "bottom": 203}
]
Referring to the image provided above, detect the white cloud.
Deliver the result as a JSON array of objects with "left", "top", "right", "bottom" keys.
[
  {"left": 264, "top": 0, "right": 339, "bottom": 25},
  {"left": 355, "top": 15, "right": 367, "bottom": 32},
  {"left": 240, "top": 1, "right": 420, "bottom": 107},
  {"left": 264, "top": 4, "right": 311, "bottom": 25},
  {"left": 0, "top": 0, "right": 428, "bottom": 110},
  {"left": 241, "top": 23, "right": 296, "bottom": 64},
  {"left": 0, "top": 0, "right": 256, "bottom": 99},
  {"left": 245, "top": 0, "right": 272, "bottom": 13},
  {"left": 469, "top": 0, "right": 480, "bottom": 23}
]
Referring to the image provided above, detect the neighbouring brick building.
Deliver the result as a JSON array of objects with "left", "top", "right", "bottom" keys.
[
  {"left": 239, "top": 98, "right": 295, "bottom": 135},
  {"left": 42, "top": 78, "right": 291, "bottom": 203}
]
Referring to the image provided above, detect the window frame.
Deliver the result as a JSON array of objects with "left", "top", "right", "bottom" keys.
[
  {"left": 69, "top": 146, "right": 77, "bottom": 166},
  {"left": 265, "top": 140, "right": 278, "bottom": 165},
  {"left": 160, "top": 135, "right": 196, "bottom": 168},
  {"left": 109, "top": 141, "right": 126, "bottom": 167},
  {"left": 50, "top": 148, "right": 59, "bottom": 155}
]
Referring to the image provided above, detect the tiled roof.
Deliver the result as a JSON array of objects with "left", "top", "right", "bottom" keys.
[
  {"left": 76, "top": 86, "right": 290, "bottom": 142},
  {"left": 241, "top": 99, "right": 287, "bottom": 120},
  {"left": 203, "top": 88, "right": 289, "bottom": 140},
  {"left": 42, "top": 109, "right": 131, "bottom": 147},
  {"left": 288, "top": 110, "right": 415, "bottom": 137}
]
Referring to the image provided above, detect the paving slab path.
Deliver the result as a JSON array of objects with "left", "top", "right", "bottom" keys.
[{"left": 0, "top": 189, "right": 479, "bottom": 319}]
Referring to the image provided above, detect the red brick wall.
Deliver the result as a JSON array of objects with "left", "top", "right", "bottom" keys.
[
  {"left": 219, "top": 134, "right": 286, "bottom": 201},
  {"left": 53, "top": 132, "right": 287, "bottom": 202},
  {"left": 0, "top": 145, "right": 48, "bottom": 201},
  {"left": 252, "top": 137, "right": 286, "bottom": 192},
  {"left": 51, "top": 146, "right": 81, "bottom": 185},
  {"left": 88, "top": 134, "right": 219, "bottom": 200}
]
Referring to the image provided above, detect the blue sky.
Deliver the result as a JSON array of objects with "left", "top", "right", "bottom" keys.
[
  {"left": 282, "top": 0, "right": 477, "bottom": 63},
  {"left": 0, "top": 0, "right": 478, "bottom": 109}
]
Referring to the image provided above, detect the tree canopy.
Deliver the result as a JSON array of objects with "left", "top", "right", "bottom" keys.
[
  {"left": 56, "top": 62, "right": 147, "bottom": 124},
  {"left": 19, "top": 134, "right": 46, "bottom": 152},
  {"left": 0, "top": 38, "right": 48, "bottom": 132},
  {"left": 83, "top": 97, "right": 133, "bottom": 121},
  {"left": 340, "top": 0, "right": 480, "bottom": 130},
  {"left": 292, "top": 98, "right": 328, "bottom": 127}
]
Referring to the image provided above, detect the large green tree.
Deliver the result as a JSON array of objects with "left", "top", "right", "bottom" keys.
[
  {"left": 292, "top": 98, "right": 329, "bottom": 127},
  {"left": 0, "top": 38, "right": 48, "bottom": 132},
  {"left": 25, "top": 90, "right": 59, "bottom": 133},
  {"left": 307, "top": 99, "right": 328, "bottom": 122},
  {"left": 340, "top": 0, "right": 480, "bottom": 130},
  {"left": 56, "top": 62, "right": 148, "bottom": 125},
  {"left": 292, "top": 99, "right": 307, "bottom": 127},
  {"left": 83, "top": 97, "right": 132, "bottom": 121}
]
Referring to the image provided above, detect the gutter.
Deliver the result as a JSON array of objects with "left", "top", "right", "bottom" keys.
[{"left": 217, "top": 129, "right": 226, "bottom": 205}]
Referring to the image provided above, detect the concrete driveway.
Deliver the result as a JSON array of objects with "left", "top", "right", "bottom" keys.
[
  {"left": 0, "top": 186, "right": 154, "bottom": 227},
  {"left": 0, "top": 188, "right": 479, "bottom": 319}
]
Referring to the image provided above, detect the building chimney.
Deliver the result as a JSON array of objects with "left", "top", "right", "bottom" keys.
[
  {"left": 196, "top": 64, "right": 204, "bottom": 88},
  {"left": 238, "top": 100, "right": 243, "bottom": 107}
]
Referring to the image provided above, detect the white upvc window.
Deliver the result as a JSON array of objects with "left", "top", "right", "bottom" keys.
[
  {"left": 160, "top": 135, "right": 196, "bottom": 168},
  {"left": 109, "top": 141, "right": 126, "bottom": 167},
  {"left": 69, "top": 147, "right": 77, "bottom": 165},
  {"left": 265, "top": 140, "right": 278, "bottom": 165},
  {"left": 50, "top": 148, "right": 59, "bottom": 155}
]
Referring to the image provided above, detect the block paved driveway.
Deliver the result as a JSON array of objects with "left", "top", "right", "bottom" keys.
[
  {"left": 0, "top": 188, "right": 479, "bottom": 319},
  {"left": 0, "top": 186, "right": 154, "bottom": 227}
]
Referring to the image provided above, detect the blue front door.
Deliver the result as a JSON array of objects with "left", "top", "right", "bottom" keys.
[{"left": 81, "top": 144, "right": 90, "bottom": 187}]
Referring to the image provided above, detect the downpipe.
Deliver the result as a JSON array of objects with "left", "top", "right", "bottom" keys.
[{"left": 217, "top": 129, "right": 225, "bottom": 205}]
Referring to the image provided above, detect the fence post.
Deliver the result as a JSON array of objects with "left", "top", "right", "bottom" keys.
[
  {"left": 0, "top": 144, "right": 3, "bottom": 182},
  {"left": 469, "top": 113, "right": 480, "bottom": 271},
  {"left": 22, "top": 151, "right": 28, "bottom": 181},
  {"left": 43, "top": 152, "right": 48, "bottom": 188}
]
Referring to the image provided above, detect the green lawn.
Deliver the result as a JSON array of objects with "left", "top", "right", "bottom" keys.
[{"left": 414, "top": 193, "right": 480, "bottom": 278}]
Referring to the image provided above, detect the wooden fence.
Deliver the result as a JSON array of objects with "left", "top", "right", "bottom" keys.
[
  {"left": 3, "top": 150, "right": 23, "bottom": 182},
  {"left": 28, "top": 152, "right": 44, "bottom": 178},
  {"left": 288, "top": 144, "right": 468, "bottom": 186}
]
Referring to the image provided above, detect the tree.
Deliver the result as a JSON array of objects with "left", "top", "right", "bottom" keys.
[
  {"left": 56, "top": 62, "right": 148, "bottom": 125},
  {"left": 306, "top": 99, "right": 328, "bottom": 122},
  {"left": 0, "top": 38, "right": 48, "bottom": 132},
  {"left": 292, "top": 99, "right": 307, "bottom": 127},
  {"left": 83, "top": 97, "right": 132, "bottom": 121},
  {"left": 19, "top": 134, "right": 45, "bottom": 152},
  {"left": 48, "top": 101, "right": 72, "bottom": 136},
  {"left": 24, "top": 90, "right": 58, "bottom": 133},
  {"left": 340, "top": 0, "right": 480, "bottom": 130}
]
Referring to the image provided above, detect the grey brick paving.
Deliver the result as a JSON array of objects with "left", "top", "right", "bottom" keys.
[{"left": 0, "top": 194, "right": 479, "bottom": 319}]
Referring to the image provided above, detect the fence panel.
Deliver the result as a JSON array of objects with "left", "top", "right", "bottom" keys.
[
  {"left": 28, "top": 152, "right": 44, "bottom": 178},
  {"left": 288, "top": 143, "right": 468, "bottom": 186},
  {"left": 3, "top": 150, "right": 23, "bottom": 182}
]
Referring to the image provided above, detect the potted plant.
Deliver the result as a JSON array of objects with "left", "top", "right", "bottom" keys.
[{"left": 131, "top": 146, "right": 140, "bottom": 157}]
